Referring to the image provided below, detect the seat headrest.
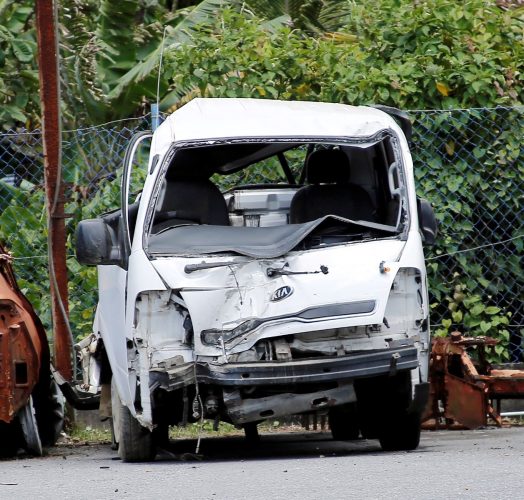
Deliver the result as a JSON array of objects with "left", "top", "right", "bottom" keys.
[
  {"left": 306, "top": 149, "right": 350, "bottom": 184},
  {"left": 161, "top": 179, "right": 229, "bottom": 226}
]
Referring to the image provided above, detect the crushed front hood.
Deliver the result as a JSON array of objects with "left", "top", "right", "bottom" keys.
[
  {"left": 148, "top": 215, "right": 398, "bottom": 259},
  {"left": 151, "top": 239, "right": 406, "bottom": 356}
]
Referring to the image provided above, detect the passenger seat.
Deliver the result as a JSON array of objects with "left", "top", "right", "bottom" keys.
[{"left": 289, "top": 149, "right": 378, "bottom": 224}]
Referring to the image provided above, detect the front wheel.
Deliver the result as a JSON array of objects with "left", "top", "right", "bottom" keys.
[
  {"left": 329, "top": 403, "right": 360, "bottom": 440},
  {"left": 0, "top": 420, "right": 22, "bottom": 457},
  {"left": 111, "top": 383, "right": 155, "bottom": 462},
  {"left": 378, "top": 372, "right": 421, "bottom": 451},
  {"left": 379, "top": 411, "right": 421, "bottom": 451},
  {"left": 34, "top": 378, "right": 64, "bottom": 447}
]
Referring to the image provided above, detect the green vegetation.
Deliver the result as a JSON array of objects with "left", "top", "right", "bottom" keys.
[
  {"left": 1, "top": 1, "right": 522, "bottom": 128},
  {"left": 0, "top": 2, "right": 39, "bottom": 128},
  {"left": 68, "top": 424, "right": 112, "bottom": 445},
  {"left": 0, "top": 1, "right": 522, "bottom": 358},
  {"left": 169, "top": 419, "right": 299, "bottom": 439},
  {"left": 161, "top": 3, "right": 523, "bottom": 110},
  {"left": 412, "top": 107, "right": 522, "bottom": 354}
]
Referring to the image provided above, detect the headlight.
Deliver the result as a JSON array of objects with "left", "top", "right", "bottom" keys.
[{"left": 201, "top": 319, "right": 262, "bottom": 346}]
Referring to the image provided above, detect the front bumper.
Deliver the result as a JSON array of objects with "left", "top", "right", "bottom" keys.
[{"left": 196, "top": 346, "right": 418, "bottom": 386}]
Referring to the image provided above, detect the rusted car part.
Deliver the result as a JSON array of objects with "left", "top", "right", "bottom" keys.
[
  {"left": 0, "top": 248, "right": 64, "bottom": 456},
  {"left": 423, "top": 332, "right": 524, "bottom": 429}
]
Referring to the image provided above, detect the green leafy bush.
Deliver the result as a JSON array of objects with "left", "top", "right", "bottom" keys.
[
  {"left": 0, "top": 175, "right": 119, "bottom": 343},
  {"left": 0, "top": 183, "right": 50, "bottom": 325},
  {"left": 161, "top": 3, "right": 523, "bottom": 110},
  {"left": 434, "top": 280, "right": 512, "bottom": 361},
  {"left": 0, "top": 4, "right": 39, "bottom": 129}
]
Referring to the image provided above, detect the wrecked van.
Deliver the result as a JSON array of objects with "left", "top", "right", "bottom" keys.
[{"left": 76, "top": 98, "right": 437, "bottom": 461}]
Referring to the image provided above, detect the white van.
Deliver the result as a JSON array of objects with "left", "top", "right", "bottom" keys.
[{"left": 76, "top": 98, "right": 437, "bottom": 461}]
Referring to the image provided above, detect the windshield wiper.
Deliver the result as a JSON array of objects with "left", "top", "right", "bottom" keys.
[
  {"left": 184, "top": 261, "right": 240, "bottom": 274},
  {"left": 266, "top": 263, "right": 329, "bottom": 278}
]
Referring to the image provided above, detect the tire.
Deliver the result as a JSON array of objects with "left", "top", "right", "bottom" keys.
[
  {"left": 19, "top": 396, "right": 43, "bottom": 456},
  {"left": 243, "top": 422, "right": 260, "bottom": 444},
  {"left": 119, "top": 404, "right": 156, "bottom": 462},
  {"left": 34, "top": 378, "right": 65, "bottom": 447},
  {"left": 379, "top": 411, "right": 421, "bottom": 451},
  {"left": 110, "top": 378, "right": 121, "bottom": 451},
  {"left": 378, "top": 372, "right": 421, "bottom": 452},
  {"left": 0, "top": 376, "right": 63, "bottom": 457},
  {"left": 109, "top": 418, "right": 119, "bottom": 451},
  {"left": 112, "top": 383, "right": 155, "bottom": 462},
  {"left": 0, "top": 419, "right": 23, "bottom": 458},
  {"left": 329, "top": 403, "right": 360, "bottom": 440}
]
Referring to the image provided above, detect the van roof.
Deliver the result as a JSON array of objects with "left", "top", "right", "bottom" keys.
[{"left": 154, "top": 98, "right": 402, "bottom": 145}]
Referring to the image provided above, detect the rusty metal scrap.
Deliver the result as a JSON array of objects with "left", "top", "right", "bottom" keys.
[
  {"left": 0, "top": 244, "right": 49, "bottom": 425},
  {"left": 0, "top": 241, "right": 66, "bottom": 457},
  {"left": 423, "top": 332, "right": 524, "bottom": 429}
]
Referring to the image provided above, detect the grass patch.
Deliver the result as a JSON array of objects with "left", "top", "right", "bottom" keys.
[
  {"left": 170, "top": 419, "right": 304, "bottom": 439},
  {"left": 170, "top": 421, "right": 242, "bottom": 439},
  {"left": 67, "top": 418, "right": 307, "bottom": 445},
  {"left": 67, "top": 425, "right": 112, "bottom": 445}
]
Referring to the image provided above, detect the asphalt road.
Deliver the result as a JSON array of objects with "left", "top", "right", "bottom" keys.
[{"left": 1, "top": 427, "right": 523, "bottom": 500}]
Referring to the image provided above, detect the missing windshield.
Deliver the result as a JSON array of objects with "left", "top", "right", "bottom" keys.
[{"left": 144, "top": 134, "right": 408, "bottom": 256}]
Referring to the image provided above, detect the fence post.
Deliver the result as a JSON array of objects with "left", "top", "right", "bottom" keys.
[{"left": 151, "top": 103, "right": 161, "bottom": 131}]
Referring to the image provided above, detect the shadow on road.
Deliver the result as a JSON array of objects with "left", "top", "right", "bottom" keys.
[{"left": 156, "top": 431, "right": 389, "bottom": 463}]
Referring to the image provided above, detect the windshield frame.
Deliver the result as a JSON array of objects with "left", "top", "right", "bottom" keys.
[{"left": 142, "top": 132, "right": 410, "bottom": 257}]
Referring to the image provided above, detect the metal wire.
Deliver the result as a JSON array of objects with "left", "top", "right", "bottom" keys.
[{"left": 427, "top": 235, "right": 524, "bottom": 260}]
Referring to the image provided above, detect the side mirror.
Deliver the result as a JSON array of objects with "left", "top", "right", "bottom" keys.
[
  {"left": 76, "top": 219, "right": 121, "bottom": 266},
  {"left": 417, "top": 198, "right": 438, "bottom": 245}
]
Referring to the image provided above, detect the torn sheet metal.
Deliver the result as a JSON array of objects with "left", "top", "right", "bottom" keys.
[{"left": 0, "top": 255, "right": 45, "bottom": 424}]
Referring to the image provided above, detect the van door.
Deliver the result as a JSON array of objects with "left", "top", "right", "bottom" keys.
[{"left": 98, "top": 131, "right": 152, "bottom": 409}]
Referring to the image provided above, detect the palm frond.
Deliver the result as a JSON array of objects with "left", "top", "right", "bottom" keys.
[
  {"left": 260, "top": 14, "right": 292, "bottom": 32},
  {"left": 242, "top": 0, "right": 286, "bottom": 19},
  {"left": 247, "top": 0, "right": 354, "bottom": 33},
  {"left": 60, "top": 0, "right": 107, "bottom": 125},
  {"left": 317, "top": 0, "right": 354, "bottom": 32},
  {"left": 96, "top": 0, "right": 140, "bottom": 62},
  {"left": 108, "top": 0, "right": 237, "bottom": 101}
]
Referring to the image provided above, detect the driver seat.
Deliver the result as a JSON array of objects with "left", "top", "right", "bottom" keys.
[{"left": 153, "top": 178, "right": 229, "bottom": 232}]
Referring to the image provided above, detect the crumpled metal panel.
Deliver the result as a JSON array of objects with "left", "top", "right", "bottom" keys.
[
  {"left": 444, "top": 374, "right": 487, "bottom": 429},
  {"left": 0, "top": 249, "right": 47, "bottom": 424}
]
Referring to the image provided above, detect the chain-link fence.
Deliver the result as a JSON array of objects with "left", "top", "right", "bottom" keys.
[
  {"left": 411, "top": 106, "right": 523, "bottom": 361},
  {"left": 0, "top": 106, "right": 522, "bottom": 361}
]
